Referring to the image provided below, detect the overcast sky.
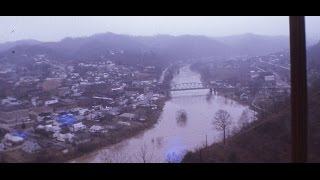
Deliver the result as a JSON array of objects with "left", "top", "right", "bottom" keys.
[{"left": 0, "top": 16, "right": 319, "bottom": 43}]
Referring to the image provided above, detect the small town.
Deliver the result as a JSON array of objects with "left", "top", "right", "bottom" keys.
[{"left": 0, "top": 57, "right": 173, "bottom": 162}]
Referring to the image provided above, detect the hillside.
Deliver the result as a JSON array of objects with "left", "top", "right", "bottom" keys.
[
  {"left": 214, "top": 33, "right": 289, "bottom": 56},
  {"left": 182, "top": 86, "right": 320, "bottom": 163},
  {"left": 308, "top": 40, "right": 320, "bottom": 70},
  {"left": 135, "top": 35, "right": 236, "bottom": 59}
]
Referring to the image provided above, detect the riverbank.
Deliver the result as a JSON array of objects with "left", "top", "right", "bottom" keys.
[
  {"left": 0, "top": 64, "right": 182, "bottom": 163},
  {"left": 0, "top": 97, "right": 170, "bottom": 163},
  {"left": 64, "top": 65, "right": 182, "bottom": 163},
  {"left": 67, "top": 97, "right": 170, "bottom": 163}
]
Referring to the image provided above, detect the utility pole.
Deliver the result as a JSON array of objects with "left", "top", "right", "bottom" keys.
[{"left": 206, "top": 134, "right": 208, "bottom": 148}]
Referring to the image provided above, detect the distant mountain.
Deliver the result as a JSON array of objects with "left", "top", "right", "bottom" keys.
[
  {"left": 214, "top": 33, "right": 289, "bottom": 56},
  {"left": 0, "top": 33, "right": 236, "bottom": 66},
  {"left": 0, "top": 40, "right": 42, "bottom": 53},
  {"left": 135, "top": 35, "right": 236, "bottom": 60},
  {"left": 0, "top": 33, "right": 154, "bottom": 66},
  {"left": 0, "top": 32, "right": 302, "bottom": 66}
]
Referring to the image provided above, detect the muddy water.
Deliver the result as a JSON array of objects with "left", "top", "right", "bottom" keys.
[{"left": 72, "top": 65, "right": 253, "bottom": 163}]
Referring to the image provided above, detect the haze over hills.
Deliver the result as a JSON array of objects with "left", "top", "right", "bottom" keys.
[
  {"left": 0, "top": 32, "right": 316, "bottom": 66},
  {"left": 0, "top": 39, "right": 42, "bottom": 53},
  {"left": 214, "top": 33, "right": 289, "bottom": 56}
]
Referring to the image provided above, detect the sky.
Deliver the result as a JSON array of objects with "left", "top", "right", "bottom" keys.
[{"left": 0, "top": 16, "right": 319, "bottom": 43}]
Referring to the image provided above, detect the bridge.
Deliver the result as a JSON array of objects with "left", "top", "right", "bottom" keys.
[
  {"left": 170, "top": 82, "right": 291, "bottom": 92},
  {"left": 170, "top": 83, "right": 209, "bottom": 91}
]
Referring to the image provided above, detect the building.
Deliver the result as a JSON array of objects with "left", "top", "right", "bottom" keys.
[
  {"left": 3, "top": 133, "right": 25, "bottom": 146},
  {"left": 240, "top": 93, "right": 249, "bottom": 100},
  {"left": 40, "top": 124, "right": 61, "bottom": 133},
  {"left": 54, "top": 132, "right": 74, "bottom": 143},
  {"left": 118, "top": 121, "right": 131, "bottom": 126},
  {"left": 45, "top": 99, "right": 59, "bottom": 106},
  {"left": 89, "top": 125, "right": 108, "bottom": 133},
  {"left": 70, "top": 122, "right": 86, "bottom": 132},
  {"left": 265, "top": 75, "right": 275, "bottom": 82},
  {"left": 119, "top": 113, "right": 137, "bottom": 121}
]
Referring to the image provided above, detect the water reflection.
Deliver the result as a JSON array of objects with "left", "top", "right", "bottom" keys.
[
  {"left": 176, "top": 109, "right": 188, "bottom": 127},
  {"left": 206, "top": 93, "right": 213, "bottom": 104}
]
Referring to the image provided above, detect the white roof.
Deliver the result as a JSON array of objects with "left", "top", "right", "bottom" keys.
[
  {"left": 90, "top": 125, "right": 103, "bottom": 131},
  {"left": 73, "top": 122, "right": 85, "bottom": 128},
  {"left": 4, "top": 134, "right": 24, "bottom": 142},
  {"left": 119, "top": 113, "right": 136, "bottom": 118}
]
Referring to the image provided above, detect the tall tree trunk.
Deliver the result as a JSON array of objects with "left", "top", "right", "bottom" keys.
[{"left": 223, "top": 128, "right": 226, "bottom": 145}]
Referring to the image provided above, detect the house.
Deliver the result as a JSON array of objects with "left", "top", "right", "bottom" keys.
[
  {"left": 54, "top": 133, "right": 74, "bottom": 142},
  {"left": 43, "top": 124, "right": 61, "bottom": 133},
  {"left": 119, "top": 113, "right": 137, "bottom": 121},
  {"left": 240, "top": 93, "right": 249, "bottom": 100},
  {"left": 70, "top": 122, "right": 86, "bottom": 132},
  {"left": 3, "top": 133, "right": 25, "bottom": 146},
  {"left": 265, "top": 75, "right": 275, "bottom": 82},
  {"left": 89, "top": 125, "right": 108, "bottom": 133},
  {"left": 45, "top": 99, "right": 59, "bottom": 106},
  {"left": 118, "top": 121, "right": 131, "bottom": 126},
  {"left": 21, "top": 140, "right": 41, "bottom": 153},
  {"left": 137, "top": 94, "right": 146, "bottom": 101}
]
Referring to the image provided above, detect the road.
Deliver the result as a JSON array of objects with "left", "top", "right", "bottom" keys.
[
  {"left": 251, "top": 96, "right": 267, "bottom": 112},
  {"left": 159, "top": 64, "right": 173, "bottom": 84}
]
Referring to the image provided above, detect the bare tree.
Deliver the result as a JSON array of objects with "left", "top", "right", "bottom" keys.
[
  {"left": 238, "top": 109, "right": 251, "bottom": 129},
  {"left": 134, "top": 142, "right": 154, "bottom": 163},
  {"left": 100, "top": 150, "right": 131, "bottom": 163},
  {"left": 212, "top": 109, "right": 233, "bottom": 145},
  {"left": 176, "top": 109, "right": 187, "bottom": 127}
]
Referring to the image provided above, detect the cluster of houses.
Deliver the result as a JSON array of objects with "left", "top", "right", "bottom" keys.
[
  {"left": 202, "top": 53, "right": 289, "bottom": 103},
  {"left": 0, "top": 59, "right": 166, "bottom": 157}
]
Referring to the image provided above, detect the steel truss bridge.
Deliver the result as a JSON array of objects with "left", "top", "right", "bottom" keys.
[{"left": 170, "top": 82, "right": 291, "bottom": 92}]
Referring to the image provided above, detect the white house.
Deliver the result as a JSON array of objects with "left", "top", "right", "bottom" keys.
[
  {"left": 265, "top": 75, "right": 275, "bottom": 82},
  {"left": 119, "top": 113, "right": 137, "bottom": 121},
  {"left": 45, "top": 99, "right": 59, "bottom": 106},
  {"left": 54, "top": 133, "right": 74, "bottom": 142},
  {"left": 240, "top": 93, "right": 249, "bottom": 100},
  {"left": 118, "top": 121, "right": 131, "bottom": 126},
  {"left": 43, "top": 124, "right": 61, "bottom": 133},
  {"left": 89, "top": 125, "right": 105, "bottom": 133},
  {"left": 70, "top": 122, "right": 86, "bottom": 132},
  {"left": 4, "top": 133, "right": 25, "bottom": 146}
]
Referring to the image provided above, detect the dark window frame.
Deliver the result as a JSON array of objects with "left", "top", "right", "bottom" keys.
[{"left": 289, "top": 16, "right": 308, "bottom": 163}]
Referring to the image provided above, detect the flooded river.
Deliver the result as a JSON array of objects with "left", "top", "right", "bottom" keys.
[{"left": 72, "top": 65, "right": 253, "bottom": 163}]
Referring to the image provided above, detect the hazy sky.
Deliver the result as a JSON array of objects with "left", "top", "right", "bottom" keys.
[{"left": 0, "top": 16, "right": 319, "bottom": 43}]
